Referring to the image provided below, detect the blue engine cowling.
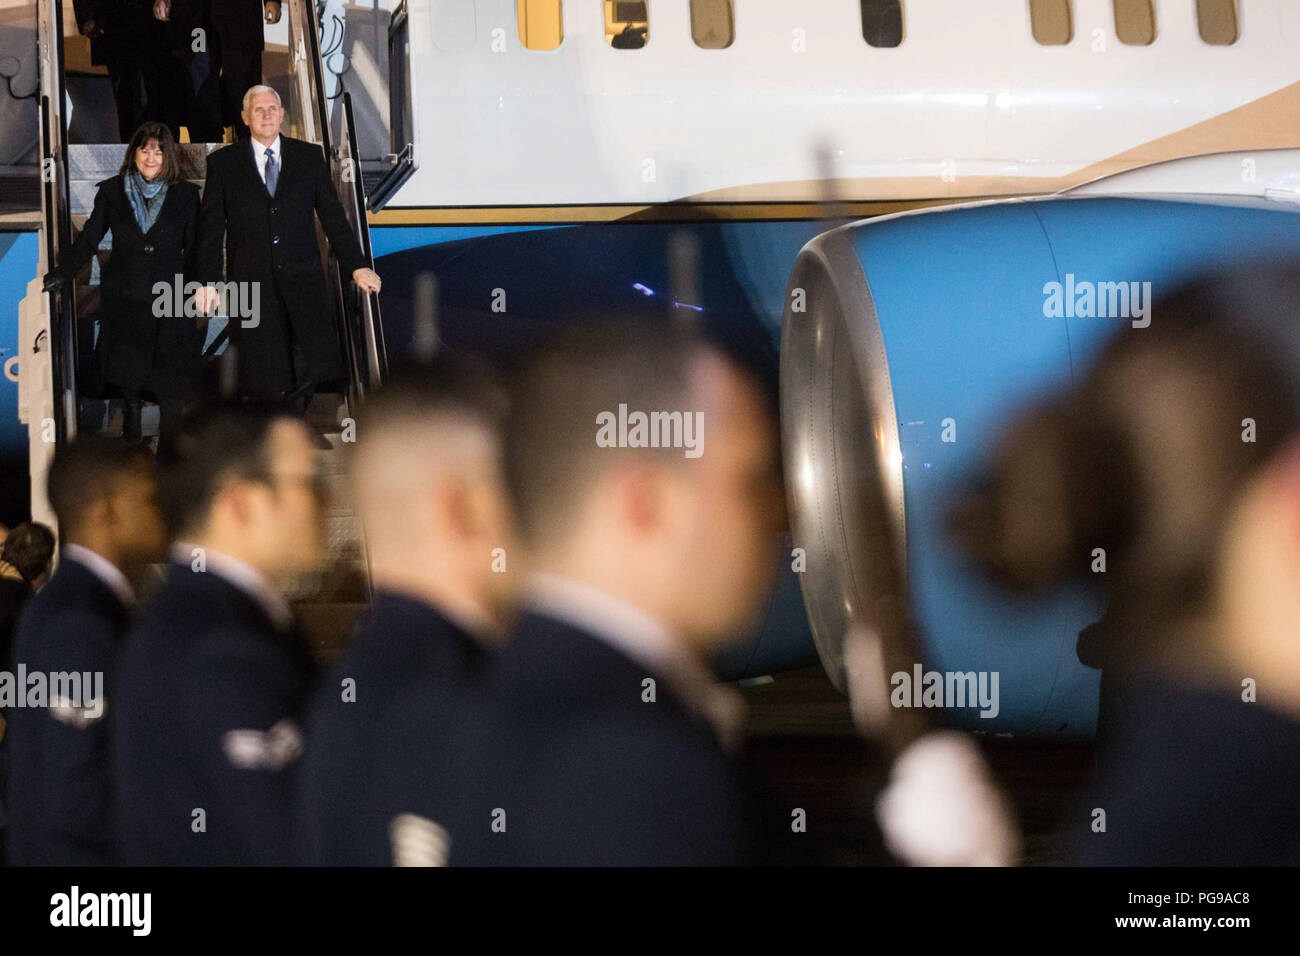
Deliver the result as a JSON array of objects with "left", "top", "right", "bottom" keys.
[{"left": 780, "top": 195, "right": 1300, "bottom": 737}]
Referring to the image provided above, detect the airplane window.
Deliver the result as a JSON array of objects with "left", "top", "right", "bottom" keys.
[
  {"left": 605, "top": 1, "right": 648, "bottom": 49},
  {"left": 1029, "top": 0, "right": 1072, "bottom": 45},
  {"left": 1113, "top": 0, "right": 1155, "bottom": 46},
  {"left": 1196, "top": 0, "right": 1238, "bottom": 45},
  {"left": 691, "top": 0, "right": 734, "bottom": 50},
  {"left": 517, "top": 0, "right": 564, "bottom": 51},
  {"left": 860, "top": 0, "right": 903, "bottom": 48}
]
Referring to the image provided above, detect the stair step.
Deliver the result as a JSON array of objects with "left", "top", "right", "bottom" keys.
[{"left": 305, "top": 392, "right": 349, "bottom": 434}]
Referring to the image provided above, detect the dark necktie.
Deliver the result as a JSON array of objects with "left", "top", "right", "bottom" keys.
[{"left": 264, "top": 147, "right": 278, "bottom": 197}]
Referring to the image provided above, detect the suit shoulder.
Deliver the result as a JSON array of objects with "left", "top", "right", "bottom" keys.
[
  {"left": 14, "top": 602, "right": 120, "bottom": 668},
  {"left": 190, "top": 627, "right": 298, "bottom": 671},
  {"left": 286, "top": 137, "right": 327, "bottom": 164},
  {"left": 539, "top": 698, "right": 726, "bottom": 784},
  {"left": 206, "top": 144, "right": 242, "bottom": 168}
]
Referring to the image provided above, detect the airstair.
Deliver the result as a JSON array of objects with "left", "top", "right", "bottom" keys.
[{"left": 17, "top": 0, "right": 388, "bottom": 654}]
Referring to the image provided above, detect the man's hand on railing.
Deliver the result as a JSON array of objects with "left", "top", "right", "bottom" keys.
[
  {"left": 194, "top": 285, "right": 221, "bottom": 316},
  {"left": 42, "top": 272, "right": 66, "bottom": 294},
  {"left": 265, "top": 1, "right": 282, "bottom": 25},
  {"left": 152, "top": 0, "right": 170, "bottom": 23},
  {"left": 79, "top": 19, "right": 103, "bottom": 38},
  {"left": 352, "top": 267, "right": 382, "bottom": 294}
]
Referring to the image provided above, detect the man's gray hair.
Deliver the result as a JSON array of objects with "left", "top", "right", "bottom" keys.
[{"left": 242, "top": 85, "right": 282, "bottom": 113}]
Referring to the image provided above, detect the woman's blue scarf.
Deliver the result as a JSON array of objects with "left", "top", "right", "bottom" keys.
[{"left": 124, "top": 168, "right": 168, "bottom": 234}]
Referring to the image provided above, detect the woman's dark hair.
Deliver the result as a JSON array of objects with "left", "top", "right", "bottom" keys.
[
  {"left": 2, "top": 521, "right": 56, "bottom": 585},
  {"left": 950, "top": 264, "right": 1300, "bottom": 643},
  {"left": 119, "top": 121, "right": 184, "bottom": 183}
]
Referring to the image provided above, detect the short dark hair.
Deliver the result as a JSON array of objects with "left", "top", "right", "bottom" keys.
[
  {"left": 502, "top": 318, "right": 710, "bottom": 545},
  {"left": 354, "top": 352, "right": 508, "bottom": 443},
  {"left": 119, "top": 121, "right": 184, "bottom": 183},
  {"left": 2, "top": 521, "right": 55, "bottom": 585},
  {"left": 157, "top": 401, "right": 291, "bottom": 538},
  {"left": 47, "top": 436, "right": 153, "bottom": 538}
]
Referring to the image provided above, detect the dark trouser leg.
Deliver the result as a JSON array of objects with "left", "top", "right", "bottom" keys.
[
  {"left": 158, "top": 399, "right": 185, "bottom": 447},
  {"left": 155, "top": 53, "right": 188, "bottom": 144},
  {"left": 288, "top": 338, "right": 315, "bottom": 416},
  {"left": 220, "top": 46, "right": 263, "bottom": 141},
  {"left": 165, "top": 32, "right": 224, "bottom": 145},
  {"left": 108, "top": 59, "right": 149, "bottom": 143},
  {"left": 122, "top": 396, "right": 143, "bottom": 443},
  {"left": 231, "top": 286, "right": 296, "bottom": 402}
]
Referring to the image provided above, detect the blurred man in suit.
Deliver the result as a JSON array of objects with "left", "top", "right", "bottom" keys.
[
  {"left": 440, "top": 319, "right": 786, "bottom": 865},
  {"left": 299, "top": 356, "right": 517, "bottom": 865},
  {"left": 114, "top": 403, "right": 323, "bottom": 864},
  {"left": 73, "top": 0, "right": 166, "bottom": 142},
  {"left": 6, "top": 438, "right": 164, "bottom": 865},
  {"left": 195, "top": 86, "right": 382, "bottom": 409}
]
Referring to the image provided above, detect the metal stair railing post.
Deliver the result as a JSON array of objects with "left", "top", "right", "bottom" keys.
[{"left": 37, "top": 0, "right": 78, "bottom": 444}]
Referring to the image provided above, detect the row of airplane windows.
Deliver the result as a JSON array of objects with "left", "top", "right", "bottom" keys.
[{"left": 513, "top": 0, "right": 1242, "bottom": 52}]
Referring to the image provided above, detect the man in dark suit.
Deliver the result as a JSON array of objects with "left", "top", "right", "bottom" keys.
[
  {"left": 73, "top": 0, "right": 167, "bottom": 142},
  {"left": 213, "top": 1, "right": 281, "bottom": 140},
  {"left": 155, "top": 0, "right": 280, "bottom": 143},
  {"left": 114, "top": 403, "right": 324, "bottom": 864},
  {"left": 194, "top": 86, "right": 382, "bottom": 407},
  {"left": 6, "top": 438, "right": 165, "bottom": 865},
  {"left": 438, "top": 320, "right": 787, "bottom": 866},
  {"left": 299, "top": 357, "right": 517, "bottom": 865}
]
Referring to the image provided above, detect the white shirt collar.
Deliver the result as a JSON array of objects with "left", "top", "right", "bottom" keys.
[
  {"left": 525, "top": 572, "right": 745, "bottom": 750},
  {"left": 252, "top": 135, "right": 282, "bottom": 177},
  {"left": 171, "top": 542, "right": 294, "bottom": 631},
  {"left": 61, "top": 544, "right": 134, "bottom": 607}
]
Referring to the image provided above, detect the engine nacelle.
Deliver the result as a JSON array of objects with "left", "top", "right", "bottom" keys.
[{"left": 781, "top": 195, "right": 1300, "bottom": 736}]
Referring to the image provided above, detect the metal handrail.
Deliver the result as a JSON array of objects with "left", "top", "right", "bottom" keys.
[
  {"left": 342, "top": 92, "right": 387, "bottom": 392},
  {"left": 37, "top": 0, "right": 77, "bottom": 443},
  {"left": 328, "top": 92, "right": 387, "bottom": 413}
]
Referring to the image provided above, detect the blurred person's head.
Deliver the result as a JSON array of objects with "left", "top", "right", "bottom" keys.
[
  {"left": 120, "top": 121, "right": 182, "bottom": 184},
  {"left": 47, "top": 437, "right": 164, "bottom": 573},
  {"left": 350, "top": 354, "right": 516, "bottom": 635},
  {"left": 241, "top": 86, "right": 284, "bottom": 145},
  {"left": 159, "top": 402, "right": 324, "bottom": 584},
  {"left": 1, "top": 521, "right": 56, "bottom": 589},
  {"left": 950, "top": 265, "right": 1300, "bottom": 707},
  {"left": 504, "top": 319, "right": 784, "bottom": 657}
]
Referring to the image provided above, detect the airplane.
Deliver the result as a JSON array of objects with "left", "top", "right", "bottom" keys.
[{"left": 2, "top": 0, "right": 1299, "bottom": 737}]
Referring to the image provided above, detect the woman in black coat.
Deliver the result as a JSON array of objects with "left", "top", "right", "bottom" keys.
[{"left": 44, "top": 121, "right": 202, "bottom": 443}]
